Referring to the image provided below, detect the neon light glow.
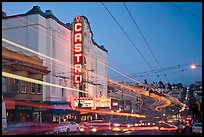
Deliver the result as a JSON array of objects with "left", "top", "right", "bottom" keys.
[{"left": 74, "top": 16, "right": 83, "bottom": 84}]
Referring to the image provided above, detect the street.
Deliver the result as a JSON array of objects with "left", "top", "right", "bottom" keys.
[{"left": 58, "top": 127, "right": 192, "bottom": 135}]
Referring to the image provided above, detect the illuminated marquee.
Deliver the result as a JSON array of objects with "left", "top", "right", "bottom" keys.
[
  {"left": 73, "top": 100, "right": 94, "bottom": 108},
  {"left": 71, "top": 96, "right": 111, "bottom": 109},
  {"left": 74, "top": 16, "right": 83, "bottom": 84},
  {"left": 95, "top": 95, "right": 111, "bottom": 108}
]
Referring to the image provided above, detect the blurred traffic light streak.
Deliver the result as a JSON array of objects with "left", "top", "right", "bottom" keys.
[{"left": 2, "top": 71, "right": 87, "bottom": 94}]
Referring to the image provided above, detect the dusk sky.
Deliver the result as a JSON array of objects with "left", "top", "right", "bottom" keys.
[{"left": 2, "top": 2, "right": 202, "bottom": 86}]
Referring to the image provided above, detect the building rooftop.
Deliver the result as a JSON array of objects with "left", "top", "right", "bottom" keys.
[{"left": 2, "top": 5, "right": 71, "bottom": 30}]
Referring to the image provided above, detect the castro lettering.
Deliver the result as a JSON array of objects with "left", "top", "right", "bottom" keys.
[{"left": 74, "top": 16, "right": 83, "bottom": 84}]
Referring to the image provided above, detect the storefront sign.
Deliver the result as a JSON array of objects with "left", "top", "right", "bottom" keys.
[
  {"left": 74, "top": 100, "right": 93, "bottom": 108},
  {"left": 33, "top": 108, "right": 47, "bottom": 111},
  {"left": 72, "top": 96, "right": 111, "bottom": 109},
  {"left": 112, "top": 102, "right": 118, "bottom": 106},
  {"left": 16, "top": 106, "right": 32, "bottom": 111},
  {"left": 74, "top": 16, "right": 83, "bottom": 84}
]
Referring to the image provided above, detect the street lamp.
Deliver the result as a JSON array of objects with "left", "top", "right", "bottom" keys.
[
  {"left": 190, "top": 64, "right": 196, "bottom": 69},
  {"left": 190, "top": 64, "right": 202, "bottom": 70}
]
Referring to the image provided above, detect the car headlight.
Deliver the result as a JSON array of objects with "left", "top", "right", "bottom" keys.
[
  {"left": 80, "top": 128, "right": 84, "bottom": 132},
  {"left": 113, "top": 124, "right": 120, "bottom": 127},
  {"left": 92, "top": 128, "right": 97, "bottom": 132}
]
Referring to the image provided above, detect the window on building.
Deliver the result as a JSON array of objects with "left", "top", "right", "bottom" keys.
[
  {"left": 62, "top": 88, "right": 64, "bottom": 97},
  {"left": 13, "top": 79, "right": 19, "bottom": 93},
  {"left": 2, "top": 77, "right": 7, "bottom": 93},
  {"left": 21, "top": 81, "right": 26, "bottom": 93},
  {"left": 37, "top": 84, "right": 42, "bottom": 94},
  {"left": 31, "top": 83, "right": 36, "bottom": 94}
]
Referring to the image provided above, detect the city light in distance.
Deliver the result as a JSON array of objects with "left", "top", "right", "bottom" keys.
[{"left": 190, "top": 64, "right": 196, "bottom": 69}]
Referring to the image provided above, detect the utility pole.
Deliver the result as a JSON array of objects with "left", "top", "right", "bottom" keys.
[
  {"left": 122, "top": 90, "right": 124, "bottom": 111},
  {"left": 78, "top": 84, "right": 83, "bottom": 107}
]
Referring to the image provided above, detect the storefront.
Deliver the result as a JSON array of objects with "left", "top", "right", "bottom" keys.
[
  {"left": 42, "top": 101, "right": 74, "bottom": 124},
  {"left": 5, "top": 100, "right": 47, "bottom": 123}
]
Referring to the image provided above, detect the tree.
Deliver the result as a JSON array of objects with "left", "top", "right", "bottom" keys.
[
  {"left": 144, "top": 79, "right": 147, "bottom": 84},
  {"left": 158, "top": 81, "right": 164, "bottom": 88},
  {"left": 167, "top": 83, "right": 172, "bottom": 90}
]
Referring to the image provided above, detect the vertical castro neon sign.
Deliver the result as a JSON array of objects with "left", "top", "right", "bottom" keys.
[{"left": 74, "top": 16, "right": 83, "bottom": 84}]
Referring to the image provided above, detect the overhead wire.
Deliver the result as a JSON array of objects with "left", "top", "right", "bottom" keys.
[
  {"left": 167, "top": 2, "right": 202, "bottom": 20},
  {"left": 123, "top": 2, "right": 170, "bottom": 83},
  {"left": 101, "top": 2, "right": 162, "bottom": 82}
]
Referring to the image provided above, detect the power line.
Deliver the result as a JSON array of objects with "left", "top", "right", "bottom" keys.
[
  {"left": 110, "top": 64, "right": 187, "bottom": 79},
  {"left": 123, "top": 2, "right": 170, "bottom": 83},
  {"left": 112, "top": 68, "right": 189, "bottom": 81},
  {"left": 101, "top": 2, "right": 162, "bottom": 81},
  {"left": 167, "top": 2, "right": 201, "bottom": 20}
]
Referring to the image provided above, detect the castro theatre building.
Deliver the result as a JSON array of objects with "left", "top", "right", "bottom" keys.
[
  {"left": 2, "top": 6, "right": 109, "bottom": 123},
  {"left": 71, "top": 16, "right": 110, "bottom": 122}
]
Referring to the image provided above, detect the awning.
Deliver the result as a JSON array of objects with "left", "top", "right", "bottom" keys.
[
  {"left": 43, "top": 101, "right": 74, "bottom": 115},
  {"left": 5, "top": 100, "right": 15, "bottom": 110},
  {"left": 52, "top": 107, "right": 73, "bottom": 114}
]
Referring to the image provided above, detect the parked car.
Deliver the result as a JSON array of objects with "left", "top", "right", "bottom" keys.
[
  {"left": 2, "top": 122, "right": 55, "bottom": 135},
  {"left": 192, "top": 123, "right": 202, "bottom": 134},
  {"left": 54, "top": 121, "right": 80, "bottom": 134}
]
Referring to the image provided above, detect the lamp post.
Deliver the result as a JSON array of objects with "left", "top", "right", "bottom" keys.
[{"left": 190, "top": 64, "right": 202, "bottom": 70}]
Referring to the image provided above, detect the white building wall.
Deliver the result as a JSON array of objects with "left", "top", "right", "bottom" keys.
[
  {"left": 2, "top": 16, "right": 28, "bottom": 53},
  {"left": 97, "top": 48, "right": 108, "bottom": 97},
  {"left": 43, "top": 17, "right": 72, "bottom": 102},
  {"left": 81, "top": 17, "right": 108, "bottom": 98}
]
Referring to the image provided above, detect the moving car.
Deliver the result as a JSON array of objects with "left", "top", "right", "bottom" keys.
[
  {"left": 79, "top": 120, "right": 110, "bottom": 135},
  {"left": 110, "top": 118, "right": 130, "bottom": 132},
  {"left": 192, "top": 122, "right": 202, "bottom": 134},
  {"left": 54, "top": 121, "right": 80, "bottom": 134},
  {"left": 2, "top": 122, "right": 54, "bottom": 135}
]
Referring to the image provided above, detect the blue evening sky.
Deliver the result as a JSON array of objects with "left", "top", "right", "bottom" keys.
[{"left": 2, "top": 2, "right": 202, "bottom": 86}]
